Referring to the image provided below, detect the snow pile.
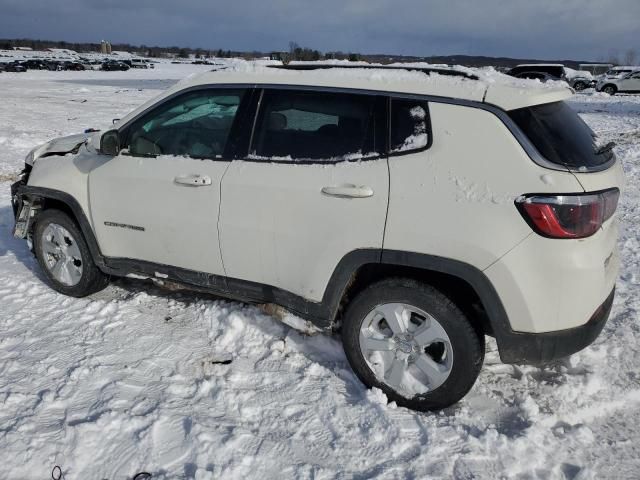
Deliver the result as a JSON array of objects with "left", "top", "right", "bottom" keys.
[
  {"left": 564, "top": 67, "right": 594, "bottom": 80},
  {"left": 0, "top": 63, "right": 639, "bottom": 479}
]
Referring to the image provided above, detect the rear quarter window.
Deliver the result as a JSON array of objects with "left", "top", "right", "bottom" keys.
[
  {"left": 390, "top": 98, "right": 431, "bottom": 153},
  {"left": 508, "top": 101, "right": 613, "bottom": 169}
]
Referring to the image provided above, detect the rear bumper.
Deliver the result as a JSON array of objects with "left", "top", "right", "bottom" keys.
[{"left": 496, "top": 288, "right": 614, "bottom": 364}]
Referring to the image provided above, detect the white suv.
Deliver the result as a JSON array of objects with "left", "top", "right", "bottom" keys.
[
  {"left": 11, "top": 65, "right": 623, "bottom": 411},
  {"left": 597, "top": 69, "right": 640, "bottom": 95}
]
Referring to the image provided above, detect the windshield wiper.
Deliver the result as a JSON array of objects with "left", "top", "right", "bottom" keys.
[{"left": 595, "top": 141, "right": 616, "bottom": 155}]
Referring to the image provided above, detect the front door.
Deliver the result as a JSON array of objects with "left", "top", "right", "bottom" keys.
[
  {"left": 89, "top": 88, "right": 248, "bottom": 275},
  {"left": 218, "top": 88, "right": 389, "bottom": 302}
]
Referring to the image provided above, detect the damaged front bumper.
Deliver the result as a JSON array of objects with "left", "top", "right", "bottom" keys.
[{"left": 11, "top": 168, "right": 37, "bottom": 240}]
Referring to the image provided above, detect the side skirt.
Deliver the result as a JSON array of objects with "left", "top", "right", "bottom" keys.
[{"left": 103, "top": 249, "right": 381, "bottom": 329}]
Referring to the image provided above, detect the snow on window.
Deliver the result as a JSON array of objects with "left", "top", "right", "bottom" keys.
[
  {"left": 251, "top": 89, "right": 382, "bottom": 162},
  {"left": 391, "top": 101, "right": 429, "bottom": 153}
]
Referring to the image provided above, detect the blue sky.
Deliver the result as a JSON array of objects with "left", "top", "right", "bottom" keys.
[{"left": 1, "top": 0, "right": 638, "bottom": 60}]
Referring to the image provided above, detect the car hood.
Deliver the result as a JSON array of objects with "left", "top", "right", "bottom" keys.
[{"left": 26, "top": 132, "right": 100, "bottom": 165}]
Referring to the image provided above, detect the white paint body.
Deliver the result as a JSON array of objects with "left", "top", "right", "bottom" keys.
[
  {"left": 597, "top": 70, "right": 640, "bottom": 93},
  {"left": 25, "top": 68, "right": 623, "bottom": 335}
]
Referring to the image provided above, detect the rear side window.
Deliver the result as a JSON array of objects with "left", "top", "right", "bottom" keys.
[
  {"left": 509, "top": 66, "right": 563, "bottom": 78},
  {"left": 251, "top": 90, "right": 385, "bottom": 162},
  {"left": 536, "top": 66, "right": 564, "bottom": 78},
  {"left": 509, "top": 101, "right": 613, "bottom": 169},
  {"left": 390, "top": 98, "right": 431, "bottom": 153}
]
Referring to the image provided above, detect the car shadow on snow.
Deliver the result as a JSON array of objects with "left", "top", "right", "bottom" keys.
[{"left": 95, "top": 277, "right": 367, "bottom": 403}]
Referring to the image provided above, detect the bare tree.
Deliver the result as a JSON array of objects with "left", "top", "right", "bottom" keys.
[
  {"left": 623, "top": 49, "right": 638, "bottom": 65},
  {"left": 607, "top": 49, "right": 620, "bottom": 65}
]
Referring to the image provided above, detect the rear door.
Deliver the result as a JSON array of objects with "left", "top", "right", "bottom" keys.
[
  {"left": 218, "top": 88, "right": 388, "bottom": 302},
  {"left": 89, "top": 87, "right": 251, "bottom": 276}
]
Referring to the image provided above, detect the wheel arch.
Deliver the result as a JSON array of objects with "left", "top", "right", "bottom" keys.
[
  {"left": 329, "top": 250, "right": 512, "bottom": 342},
  {"left": 16, "top": 185, "right": 105, "bottom": 269}
]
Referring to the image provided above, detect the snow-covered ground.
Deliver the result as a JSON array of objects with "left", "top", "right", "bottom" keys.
[{"left": 0, "top": 64, "right": 639, "bottom": 479}]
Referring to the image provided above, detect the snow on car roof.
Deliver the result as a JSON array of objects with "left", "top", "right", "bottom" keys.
[
  {"left": 116, "top": 62, "right": 573, "bottom": 126},
  {"left": 515, "top": 63, "right": 565, "bottom": 67}
]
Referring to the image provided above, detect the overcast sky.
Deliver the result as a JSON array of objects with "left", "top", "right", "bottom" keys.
[{"left": 1, "top": 0, "right": 638, "bottom": 60}]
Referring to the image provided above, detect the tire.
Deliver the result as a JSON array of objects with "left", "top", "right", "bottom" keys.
[
  {"left": 342, "top": 278, "right": 484, "bottom": 411},
  {"left": 573, "top": 81, "right": 587, "bottom": 91},
  {"left": 602, "top": 84, "right": 617, "bottom": 95},
  {"left": 33, "top": 209, "right": 109, "bottom": 297}
]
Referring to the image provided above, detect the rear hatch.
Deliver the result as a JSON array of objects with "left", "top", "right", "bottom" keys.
[{"left": 507, "top": 99, "right": 623, "bottom": 285}]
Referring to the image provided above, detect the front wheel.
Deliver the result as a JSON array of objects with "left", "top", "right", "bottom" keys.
[
  {"left": 602, "top": 85, "right": 617, "bottom": 95},
  {"left": 34, "top": 209, "right": 109, "bottom": 297},
  {"left": 573, "top": 81, "right": 587, "bottom": 91},
  {"left": 341, "top": 278, "right": 484, "bottom": 411}
]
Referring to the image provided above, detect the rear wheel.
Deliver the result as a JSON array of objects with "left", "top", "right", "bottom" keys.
[
  {"left": 341, "top": 278, "right": 484, "bottom": 411},
  {"left": 602, "top": 84, "right": 617, "bottom": 95},
  {"left": 34, "top": 209, "right": 109, "bottom": 297}
]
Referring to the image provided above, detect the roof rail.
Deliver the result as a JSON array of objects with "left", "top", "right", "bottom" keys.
[{"left": 268, "top": 63, "right": 479, "bottom": 80}]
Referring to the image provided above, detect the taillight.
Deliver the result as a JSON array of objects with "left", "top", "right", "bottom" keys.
[{"left": 515, "top": 188, "right": 619, "bottom": 239}]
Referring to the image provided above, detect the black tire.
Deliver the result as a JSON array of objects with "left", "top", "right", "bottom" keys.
[
  {"left": 342, "top": 278, "right": 484, "bottom": 411},
  {"left": 602, "top": 84, "right": 617, "bottom": 95},
  {"left": 33, "top": 209, "right": 109, "bottom": 297},
  {"left": 573, "top": 81, "right": 587, "bottom": 91}
]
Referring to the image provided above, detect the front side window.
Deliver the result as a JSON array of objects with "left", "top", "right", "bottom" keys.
[
  {"left": 251, "top": 90, "right": 383, "bottom": 162},
  {"left": 126, "top": 89, "right": 245, "bottom": 158},
  {"left": 390, "top": 98, "right": 430, "bottom": 153}
]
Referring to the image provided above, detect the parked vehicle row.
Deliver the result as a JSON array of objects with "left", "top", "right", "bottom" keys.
[
  {"left": 507, "top": 64, "right": 596, "bottom": 90},
  {"left": 0, "top": 59, "right": 87, "bottom": 72},
  {"left": 0, "top": 57, "right": 155, "bottom": 73},
  {"left": 507, "top": 63, "right": 640, "bottom": 96}
]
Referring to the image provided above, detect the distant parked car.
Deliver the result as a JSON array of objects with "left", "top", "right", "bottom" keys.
[
  {"left": 62, "top": 61, "right": 85, "bottom": 71},
  {"left": 599, "top": 66, "right": 640, "bottom": 80},
  {"left": 1, "top": 62, "right": 27, "bottom": 72},
  {"left": 596, "top": 70, "right": 640, "bottom": 95},
  {"left": 43, "top": 60, "right": 63, "bottom": 71},
  {"left": 507, "top": 64, "right": 595, "bottom": 90},
  {"left": 102, "top": 61, "right": 130, "bottom": 71},
  {"left": 80, "top": 59, "right": 102, "bottom": 71},
  {"left": 21, "top": 59, "right": 48, "bottom": 70},
  {"left": 130, "top": 58, "right": 153, "bottom": 69}
]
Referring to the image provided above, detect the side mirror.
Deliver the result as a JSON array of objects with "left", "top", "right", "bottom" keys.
[{"left": 100, "top": 129, "right": 121, "bottom": 156}]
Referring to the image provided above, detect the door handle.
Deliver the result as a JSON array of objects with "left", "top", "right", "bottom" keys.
[
  {"left": 174, "top": 174, "right": 212, "bottom": 186},
  {"left": 321, "top": 185, "right": 374, "bottom": 198}
]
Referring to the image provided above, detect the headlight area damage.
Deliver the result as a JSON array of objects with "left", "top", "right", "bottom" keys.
[
  {"left": 25, "top": 133, "right": 92, "bottom": 167},
  {"left": 12, "top": 132, "right": 94, "bottom": 243}
]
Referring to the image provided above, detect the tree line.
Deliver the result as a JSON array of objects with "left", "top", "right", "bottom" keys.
[{"left": 0, "top": 38, "right": 363, "bottom": 62}]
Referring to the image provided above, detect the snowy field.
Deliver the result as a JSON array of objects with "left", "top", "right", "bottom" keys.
[{"left": 0, "top": 64, "right": 639, "bottom": 479}]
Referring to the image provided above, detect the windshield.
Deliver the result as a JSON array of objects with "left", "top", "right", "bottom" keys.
[{"left": 509, "top": 101, "right": 614, "bottom": 169}]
